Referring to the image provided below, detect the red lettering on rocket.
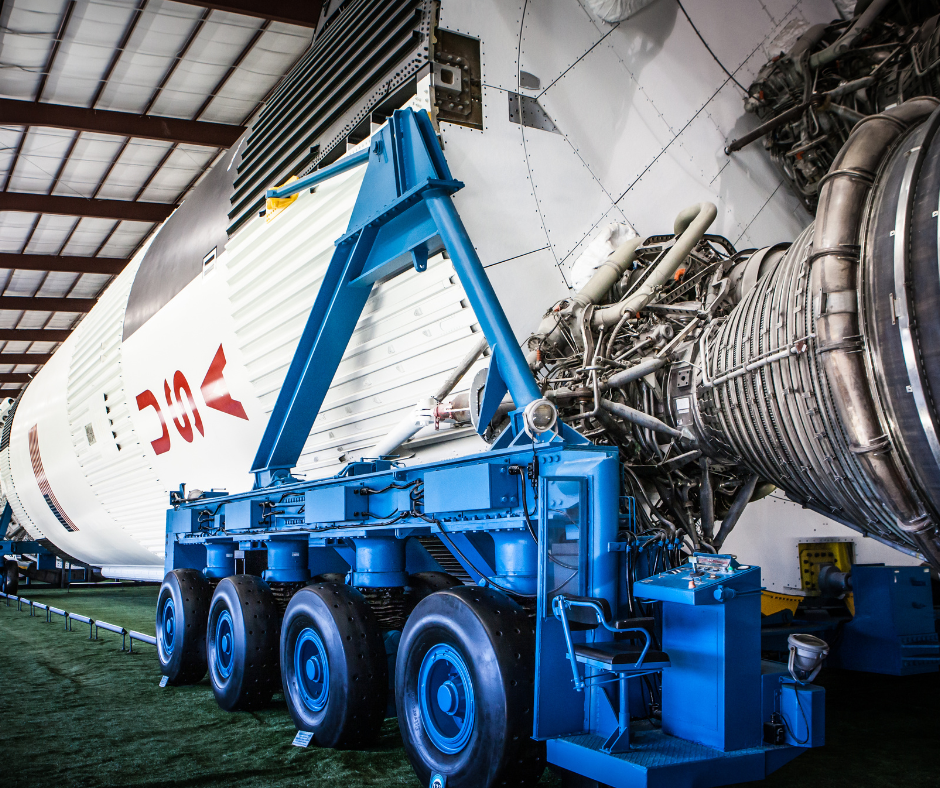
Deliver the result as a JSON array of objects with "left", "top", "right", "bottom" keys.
[{"left": 136, "top": 344, "right": 247, "bottom": 456}]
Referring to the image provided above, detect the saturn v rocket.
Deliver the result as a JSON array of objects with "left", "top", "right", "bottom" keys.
[{"left": 2, "top": 0, "right": 937, "bottom": 583}]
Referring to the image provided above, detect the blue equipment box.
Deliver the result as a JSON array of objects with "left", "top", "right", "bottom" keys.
[
  {"left": 305, "top": 486, "right": 359, "bottom": 524},
  {"left": 225, "top": 498, "right": 264, "bottom": 530},
  {"left": 634, "top": 554, "right": 760, "bottom": 605},
  {"left": 761, "top": 662, "right": 825, "bottom": 748},
  {"left": 637, "top": 555, "right": 763, "bottom": 751},
  {"left": 423, "top": 462, "right": 518, "bottom": 514},
  {"left": 780, "top": 681, "right": 825, "bottom": 747},
  {"left": 832, "top": 564, "right": 939, "bottom": 675},
  {"left": 167, "top": 507, "right": 201, "bottom": 534}
]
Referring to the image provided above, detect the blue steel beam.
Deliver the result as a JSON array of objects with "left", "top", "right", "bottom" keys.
[
  {"left": 251, "top": 109, "right": 543, "bottom": 481},
  {"left": 0, "top": 502, "right": 12, "bottom": 535},
  {"left": 265, "top": 148, "right": 370, "bottom": 200},
  {"left": 424, "top": 190, "right": 542, "bottom": 406}
]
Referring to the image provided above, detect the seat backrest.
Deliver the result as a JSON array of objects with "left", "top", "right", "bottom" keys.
[{"left": 557, "top": 594, "right": 612, "bottom": 631}]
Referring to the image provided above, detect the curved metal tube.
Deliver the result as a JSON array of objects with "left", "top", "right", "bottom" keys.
[
  {"left": 603, "top": 357, "right": 666, "bottom": 389},
  {"left": 593, "top": 203, "right": 717, "bottom": 328},
  {"left": 714, "top": 473, "right": 759, "bottom": 548},
  {"left": 812, "top": 98, "right": 939, "bottom": 530},
  {"left": 528, "top": 236, "right": 641, "bottom": 365},
  {"left": 599, "top": 398, "right": 682, "bottom": 439},
  {"left": 808, "top": 0, "right": 892, "bottom": 70}
]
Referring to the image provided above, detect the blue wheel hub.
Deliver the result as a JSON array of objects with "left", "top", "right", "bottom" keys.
[
  {"left": 160, "top": 597, "right": 176, "bottom": 655},
  {"left": 418, "top": 644, "right": 475, "bottom": 754},
  {"left": 295, "top": 627, "right": 329, "bottom": 712},
  {"left": 215, "top": 609, "right": 235, "bottom": 679}
]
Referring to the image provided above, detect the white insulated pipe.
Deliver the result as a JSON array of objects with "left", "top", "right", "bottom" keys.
[
  {"left": 374, "top": 335, "right": 488, "bottom": 459},
  {"left": 527, "top": 235, "right": 642, "bottom": 365},
  {"left": 592, "top": 202, "right": 717, "bottom": 328}
]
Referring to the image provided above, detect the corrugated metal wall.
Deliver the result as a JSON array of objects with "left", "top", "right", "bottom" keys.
[
  {"left": 66, "top": 259, "right": 167, "bottom": 557},
  {"left": 0, "top": 393, "right": 36, "bottom": 539}
]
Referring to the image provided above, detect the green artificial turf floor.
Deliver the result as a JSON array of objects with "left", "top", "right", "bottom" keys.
[{"left": 0, "top": 585, "right": 937, "bottom": 788}]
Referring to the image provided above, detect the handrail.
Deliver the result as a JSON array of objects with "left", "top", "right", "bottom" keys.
[
  {"left": 0, "top": 590, "right": 151, "bottom": 652},
  {"left": 128, "top": 630, "right": 156, "bottom": 653}
]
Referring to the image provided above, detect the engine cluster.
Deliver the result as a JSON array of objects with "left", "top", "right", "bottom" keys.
[
  {"left": 742, "top": 0, "right": 940, "bottom": 209},
  {"left": 522, "top": 208, "right": 778, "bottom": 555},
  {"left": 516, "top": 95, "right": 940, "bottom": 574}
]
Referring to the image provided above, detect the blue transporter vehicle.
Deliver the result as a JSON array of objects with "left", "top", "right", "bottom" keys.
[{"left": 158, "top": 109, "right": 824, "bottom": 788}]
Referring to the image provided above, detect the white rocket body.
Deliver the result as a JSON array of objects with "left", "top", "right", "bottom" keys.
[{"left": 0, "top": 0, "right": 920, "bottom": 583}]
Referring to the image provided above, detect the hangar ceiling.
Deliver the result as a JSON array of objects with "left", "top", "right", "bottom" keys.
[{"left": 0, "top": 0, "right": 321, "bottom": 399}]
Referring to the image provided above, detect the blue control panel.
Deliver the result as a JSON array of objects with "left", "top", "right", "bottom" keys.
[{"left": 634, "top": 553, "right": 761, "bottom": 605}]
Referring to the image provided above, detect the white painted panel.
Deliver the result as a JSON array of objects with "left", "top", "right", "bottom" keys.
[
  {"left": 613, "top": 94, "right": 808, "bottom": 245},
  {"left": 536, "top": 38, "right": 671, "bottom": 217},
  {"left": 594, "top": 0, "right": 728, "bottom": 136},
  {"left": 679, "top": 0, "right": 777, "bottom": 76},
  {"left": 519, "top": 0, "right": 606, "bottom": 91},
  {"left": 121, "top": 268, "right": 267, "bottom": 500},
  {"left": 439, "top": 0, "right": 524, "bottom": 92},
  {"left": 486, "top": 247, "right": 573, "bottom": 342},
  {"left": 523, "top": 121, "right": 624, "bottom": 267},
  {"left": 442, "top": 85, "right": 549, "bottom": 266}
]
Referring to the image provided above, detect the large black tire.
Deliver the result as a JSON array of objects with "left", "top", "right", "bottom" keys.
[
  {"left": 207, "top": 575, "right": 280, "bottom": 711},
  {"left": 157, "top": 569, "right": 211, "bottom": 685},
  {"left": 1, "top": 560, "right": 18, "bottom": 596},
  {"left": 280, "top": 582, "right": 387, "bottom": 748},
  {"left": 396, "top": 586, "right": 545, "bottom": 788},
  {"left": 407, "top": 571, "right": 462, "bottom": 613}
]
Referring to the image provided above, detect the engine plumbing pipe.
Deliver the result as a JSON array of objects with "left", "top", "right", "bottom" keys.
[
  {"left": 725, "top": 77, "right": 875, "bottom": 154},
  {"left": 527, "top": 236, "right": 643, "bottom": 365},
  {"left": 808, "top": 0, "right": 893, "bottom": 70},
  {"left": 700, "top": 459, "right": 715, "bottom": 540},
  {"left": 432, "top": 335, "right": 488, "bottom": 403},
  {"left": 599, "top": 398, "right": 682, "bottom": 439},
  {"left": 374, "top": 335, "right": 488, "bottom": 458},
  {"left": 592, "top": 203, "right": 718, "bottom": 328},
  {"left": 602, "top": 357, "right": 666, "bottom": 389},
  {"left": 714, "top": 473, "right": 760, "bottom": 548}
]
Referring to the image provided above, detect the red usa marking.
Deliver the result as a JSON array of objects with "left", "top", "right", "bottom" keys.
[{"left": 136, "top": 344, "right": 248, "bottom": 456}]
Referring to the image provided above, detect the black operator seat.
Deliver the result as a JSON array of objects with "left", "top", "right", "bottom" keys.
[{"left": 554, "top": 594, "right": 671, "bottom": 669}]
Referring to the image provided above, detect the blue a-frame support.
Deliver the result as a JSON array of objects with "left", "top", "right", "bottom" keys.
[{"left": 251, "top": 109, "right": 545, "bottom": 484}]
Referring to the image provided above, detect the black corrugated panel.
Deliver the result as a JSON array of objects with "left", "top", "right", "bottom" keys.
[
  {"left": 228, "top": 0, "right": 435, "bottom": 234},
  {"left": 0, "top": 387, "right": 27, "bottom": 452},
  {"left": 416, "top": 536, "right": 472, "bottom": 582}
]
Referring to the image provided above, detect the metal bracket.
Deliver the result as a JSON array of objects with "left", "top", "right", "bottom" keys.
[{"left": 508, "top": 92, "right": 560, "bottom": 134}]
